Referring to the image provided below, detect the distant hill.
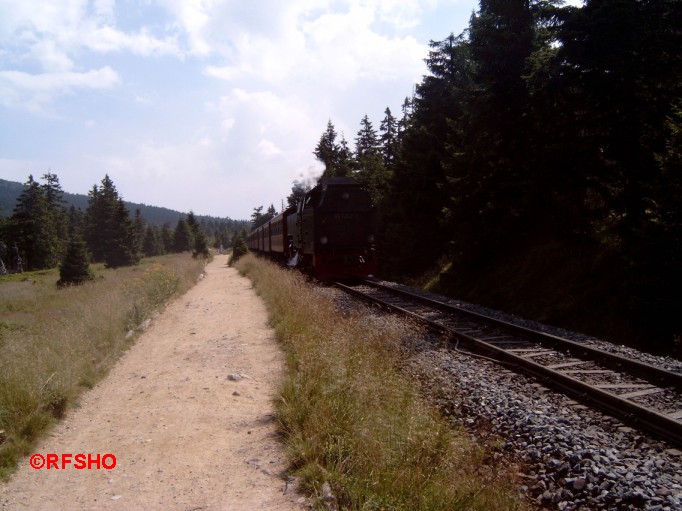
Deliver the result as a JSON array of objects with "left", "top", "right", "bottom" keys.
[{"left": 0, "top": 178, "right": 248, "bottom": 230}]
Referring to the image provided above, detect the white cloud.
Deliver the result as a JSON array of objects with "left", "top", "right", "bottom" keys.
[
  {"left": 29, "top": 39, "right": 75, "bottom": 72},
  {"left": 157, "top": 0, "right": 215, "bottom": 56},
  {"left": 258, "top": 139, "right": 283, "bottom": 157},
  {"left": 0, "top": 67, "right": 120, "bottom": 111},
  {"left": 81, "top": 26, "right": 181, "bottom": 56},
  {"left": 91, "top": 138, "right": 267, "bottom": 217},
  {"left": 199, "top": 0, "right": 427, "bottom": 88},
  {"left": 0, "top": 0, "right": 479, "bottom": 218},
  {"left": 0, "top": 0, "right": 186, "bottom": 112}
]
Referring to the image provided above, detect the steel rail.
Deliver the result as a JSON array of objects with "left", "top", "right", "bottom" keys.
[
  {"left": 363, "top": 280, "right": 682, "bottom": 391},
  {"left": 335, "top": 281, "right": 682, "bottom": 447}
]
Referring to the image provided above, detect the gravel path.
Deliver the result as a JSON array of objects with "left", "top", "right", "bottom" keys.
[{"left": 0, "top": 256, "right": 306, "bottom": 511}]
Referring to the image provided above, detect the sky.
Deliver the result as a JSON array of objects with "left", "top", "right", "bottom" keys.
[{"left": 1, "top": 0, "right": 485, "bottom": 220}]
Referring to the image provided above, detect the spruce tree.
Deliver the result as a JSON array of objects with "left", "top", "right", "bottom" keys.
[
  {"left": 9, "top": 175, "right": 60, "bottom": 270},
  {"left": 229, "top": 232, "right": 248, "bottom": 265},
  {"left": 287, "top": 181, "right": 310, "bottom": 208},
  {"left": 173, "top": 219, "right": 194, "bottom": 252},
  {"left": 314, "top": 120, "right": 346, "bottom": 177},
  {"left": 58, "top": 235, "right": 93, "bottom": 286},
  {"left": 379, "top": 107, "right": 399, "bottom": 167},
  {"left": 105, "top": 199, "right": 140, "bottom": 268},
  {"left": 162, "top": 223, "right": 175, "bottom": 253},
  {"left": 143, "top": 225, "right": 164, "bottom": 257},
  {"left": 355, "top": 115, "right": 380, "bottom": 162},
  {"left": 186, "top": 211, "right": 210, "bottom": 259},
  {"left": 382, "top": 34, "right": 470, "bottom": 275},
  {"left": 41, "top": 172, "right": 69, "bottom": 261},
  {"left": 84, "top": 175, "right": 140, "bottom": 268}
]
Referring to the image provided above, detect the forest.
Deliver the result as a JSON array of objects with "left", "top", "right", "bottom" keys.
[
  {"left": 303, "top": 0, "right": 682, "bottom": 354},
  {"left": 0, "top": 173, "right": 249, "bottom": 280}
]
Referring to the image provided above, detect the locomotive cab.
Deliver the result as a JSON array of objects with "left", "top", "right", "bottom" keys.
[{"left": 291, "top": 177, "right": 377, "bottom": 280}]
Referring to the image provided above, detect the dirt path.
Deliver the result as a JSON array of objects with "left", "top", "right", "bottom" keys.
[{"left": 0, "top": 256, "right": 307, "bottom": 510}]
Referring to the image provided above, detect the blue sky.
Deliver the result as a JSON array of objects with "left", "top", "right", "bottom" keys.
[{"left": 1, "top": 0, "right": 484, "bottom": 219}]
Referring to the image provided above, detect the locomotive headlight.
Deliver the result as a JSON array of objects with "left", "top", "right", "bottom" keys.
[{"left": 320, "top": 236, "right": 328, "bottom": 245}]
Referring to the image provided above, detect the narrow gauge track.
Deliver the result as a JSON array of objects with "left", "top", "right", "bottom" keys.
[{"left": 335, "top": 280, "right": 682, "bottom": 447}]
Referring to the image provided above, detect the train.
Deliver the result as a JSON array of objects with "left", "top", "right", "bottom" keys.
[{"left": 247, "top": 177, "right": 378, "bottom": 280}]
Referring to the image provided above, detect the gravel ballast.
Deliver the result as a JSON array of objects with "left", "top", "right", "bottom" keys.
[{"left": 320, "top": 281, "right": 682, "bottom": 510}]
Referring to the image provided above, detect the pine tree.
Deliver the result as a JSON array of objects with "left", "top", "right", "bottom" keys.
[
  {"left": 250, "top": 206, "right": 264, "bottom": 230},
  {"left": 355, "top": 115, "right": 380, "bottom": 163},
  {"left": 229, "top": 232, "right": 248, "bottom": 265},
  {"left": 84, "top": 175, "right": 140, "bottom": 268},
  {"left": 173, "top": 219, "right": 194, "bottom": 253},
  {"left": 58, "top": 235, "right": 93, "bottom": 286},
  {"left": 382, "top": 34, "right": 471, "bottom": 275},
  {"left": 287, "top": 180, "right": 310, "bottom": 208},
  {"left": 41, "top": 172, "right": 69, "bottom": 261},
  {"left": 162, "top": 223, "right": 175, "bottom": 253},
  {"left": 9, "top": 175, "right": 60, "bottom": 270},
  {"left": 336, "top": 135, "right": 354, "bottom": 177},
  {"left": 143, "top": 225, "right": 165, "bottom": 257},
  {"left": 186, "top": 211, "right": 210, "bottom": 259},
  {"left": 450, "top": 0, "right": 537, "bottom": 260},
  {"left": 85, "top": 176, "right": 118, "bottom": 263},
  {"left": 379, "top": 107, "right": 399, "bottom": 167},
  {"left": 352, "top": 114, "right": 389, "bottom": 206},
  {"left": 105, "top": 199, "right": 140, "bottom": 268},
  {"left": 133, "top": 209, "right": 146, "bottom": 253},
  {"left": 314, "top": 120, "right": 346, "bottom": 177}
]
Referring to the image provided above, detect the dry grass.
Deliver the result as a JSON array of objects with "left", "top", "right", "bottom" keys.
[
  {"left": 0, "top": 254, "right": 206, "bottom": 480},
  {"left": 235, "top": 254, "right": 527, "bottom": 511}
]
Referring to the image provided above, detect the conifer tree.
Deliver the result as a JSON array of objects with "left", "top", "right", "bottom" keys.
[
  {"left": 379, "top": 107, "right": 399, "bottom": 167},
  {"left": 315, "top": 120, "right": 351, "bottom": 178},
  {"left": 85, "top": 176, "right": 117, "bottom": 262},
  {"left": 41, "top": 172, "right": 69, "bottom": 261},
  {"left": 186, "top": 211, "right": 210, "bottom": 259},
  {"left": 143, "top": 225, "right": 165, "bottom": 257},
  {"left": 381, "top": 33, "right": 470, "bottom": 275},
  {"left": 58, "top": 235, "right": 93, "bottom": 286},
  {"left": 287, "top": 180, "right": 310, "bottom": 208},
  {"left": 355, "top": 115, "right": 380, "bottom": 163},
  {"left": 173, "top": 219, "right": 194, "bottom": 253},
  {"left": 336, "top": 135, "right": 354, "bottom": 177},
  {"left": 162, "top": 223, "right": 175, "bottom": 253},
  {"left": 84, "top": 175, "right": 140, "bottom": 268},
  {"left": 229, "top": 232, "right": 248, "bottom": 265},
  {"left": 250, "top": 206, "right": 264, "bottom": 230},
  {"left": 133, "top": 209, "right": 146, "bottom": 252},
  {"left": 9, "top": 175, "right": 61, "bottom": 270},
  {"left": 105, "top": 199, "right": 140, "bottom": 268}
]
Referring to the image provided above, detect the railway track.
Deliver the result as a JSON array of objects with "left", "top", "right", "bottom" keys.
[{"left": 335, "top": 279, "right": 682, "bottom": 447}]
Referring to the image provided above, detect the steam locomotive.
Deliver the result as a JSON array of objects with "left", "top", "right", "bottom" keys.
[{"left": 246, "top": 177, "right": 378, "bottom": 280}]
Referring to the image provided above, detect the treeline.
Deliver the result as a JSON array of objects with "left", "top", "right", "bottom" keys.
[
  {"left": 312, "top": 0, "right": 682, "bottom": 352},
  {"left": 0, "top": 173, "right": 244, "bottom": 275},
  {"left": 1, "top": 178, "right": 248, "bottom": 239}
]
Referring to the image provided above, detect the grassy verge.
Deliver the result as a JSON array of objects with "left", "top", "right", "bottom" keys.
[
  {"left": 0, "top": 253, "right": 206, "bottom": 480},
  {"left": 235, "top": 254, "right": 527, "bottom": 511}
]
